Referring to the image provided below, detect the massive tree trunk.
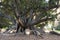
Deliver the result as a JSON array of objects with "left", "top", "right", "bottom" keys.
[
  {"left": 1, "top": 0, "right": 60, "bottom": 35},
  {"left": 12, "top": 0, "right": 60, "bottom": 33}
]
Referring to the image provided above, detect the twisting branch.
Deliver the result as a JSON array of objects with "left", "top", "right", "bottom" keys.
[
  {"left": 27, "top": 9, "right": 34, "bottom": 25},
  {"left": 13, "top": 0, "right": 24, "bottom": 26},
  {"left": 27, "top": 16, "right": 52, "bottom": 26}
]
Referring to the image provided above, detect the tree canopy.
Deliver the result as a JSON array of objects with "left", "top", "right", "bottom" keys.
[{"left": 0, "top": 0, "right": 60, "bottom": 32}]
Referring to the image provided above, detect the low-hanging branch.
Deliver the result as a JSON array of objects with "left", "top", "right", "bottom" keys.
[{"left": 27, "top": 17, "right": 52, "bottom": 26}]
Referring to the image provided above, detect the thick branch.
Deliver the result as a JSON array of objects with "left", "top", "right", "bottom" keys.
[
  {"left": 43, "top": 5, "right": 60, "bottom": 11},
  {"left": 13, "top": 0, "right": 24, "bottom": 26},
  {"left": 28, "top": 17, "right": 52, "bottom": 26},
  {"left": 27, "top": 9, "right": 34, "bottom": 24}
]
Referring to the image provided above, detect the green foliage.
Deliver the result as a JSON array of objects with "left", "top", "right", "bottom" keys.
[{"left": 0, "top": 0, "right": 59, "bottom": 28}]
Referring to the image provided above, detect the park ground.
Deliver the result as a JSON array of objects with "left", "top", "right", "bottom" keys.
[{"left": 0, "top": 33, "right": 60, "bottom": 40}]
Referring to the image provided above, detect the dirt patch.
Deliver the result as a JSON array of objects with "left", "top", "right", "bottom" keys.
[{"left": 0, "top": 33, "right": 60, "bottom": 40}]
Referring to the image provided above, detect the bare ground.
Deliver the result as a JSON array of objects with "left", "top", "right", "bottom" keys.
[{"left": 0, "top": 33, "right": 60, "bottom": 40}]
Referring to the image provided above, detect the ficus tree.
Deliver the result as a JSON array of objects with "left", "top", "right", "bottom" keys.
[{"left": 0, "top": 0, "right": 60, "bottom": 33}]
